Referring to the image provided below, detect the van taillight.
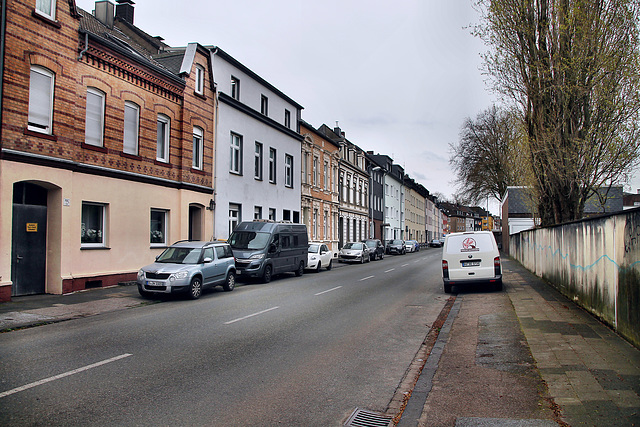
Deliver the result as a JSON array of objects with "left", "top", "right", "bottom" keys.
[
  {"left": 494, "top": 257, "right": 501, "bottom": 275},
  {"left": 442, "top": 260, "right": 449, "bottom": 279}
]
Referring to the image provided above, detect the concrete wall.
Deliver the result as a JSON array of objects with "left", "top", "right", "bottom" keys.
[{"left": 510, "top": 207, "right": 640, "bottom": 348}]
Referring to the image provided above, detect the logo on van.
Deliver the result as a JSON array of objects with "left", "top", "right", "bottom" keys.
[{"left": 461, "top": 237, "right": 479, "bottom": 252}]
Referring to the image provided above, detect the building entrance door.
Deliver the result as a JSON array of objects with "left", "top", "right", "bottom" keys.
[{"left": 11, "top": 199, "right": 47, "bottom": 296}]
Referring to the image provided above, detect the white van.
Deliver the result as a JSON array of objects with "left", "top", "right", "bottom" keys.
[{"left": 441, "top": 231, "right": 502, "bottom": 293}]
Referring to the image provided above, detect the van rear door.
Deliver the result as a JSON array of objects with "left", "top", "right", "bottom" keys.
[{"left": 445, "top": 233, "right": 497, "bottom": 280}]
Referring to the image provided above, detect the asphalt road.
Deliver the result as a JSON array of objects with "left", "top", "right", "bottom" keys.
[{"left": 0, "top": 248, "right": 447, "bottom": 426}]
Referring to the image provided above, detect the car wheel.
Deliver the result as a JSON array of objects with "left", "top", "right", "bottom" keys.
[
  {"left": 295, "top": 261, "right": 305, "bottom": 277},
  {"left": 326, "top": 260, "right": 332, "bottom": 270},
  {"left": 262, "top": 264, "right": 273, "bottom": 283},
  {"left": 360, "top": 255, "right": 365, "bottom": 264},
  {"left": 380, "top": 252, "right": 384, "bottom": 260},
  {"left": 316, "top": 262, "right": 322, "bottom": 273},
  {"left": 188, "top": 277, "right": 203, "bottom": 300},
  {"left": 223, "top": 271, "right": 236, "bottom": 291},
  {"left": 444, "top": 283, "right": 452, "bottom": 294},
  {"left": 372, "top": 252, "right": 377, "bottom": 261},
  {"left": 366, "top": 254, "right": 370, "bottom": 263},
  {"left": 138, "top": 285, "right": 152, "bottom": 299}
]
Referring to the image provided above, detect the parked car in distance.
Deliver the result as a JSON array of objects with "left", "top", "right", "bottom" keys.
[
  {"left": 430, "top": 239, "right": 443, "bottom": 248},
  {"left": 386, "top": 239, "right": 406, "bottom": 255},
  {"left": 439, "top": 236, "right": 446, "bottom": 245},
  {"left": 405, "top": 240, "right": 419, "bottom": 252},
  {"left": 338, "top": 242, "right": 370, "bottom": 263},
  {"left": 362, "top": 239, "right": 385, "bottom": 261},
  {"left": 441, "top": 231, "right": 502, "bottom": 293},
  {"left": 137, "top": 240, "right": 237, "bottom": 300},
  {"left": 307, "top": 242, "right": 333, "bottom": 272}
]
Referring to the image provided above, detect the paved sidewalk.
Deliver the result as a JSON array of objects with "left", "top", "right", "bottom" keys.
[{"left": 505, "top": 258, "right": 640, "bottom": 426}]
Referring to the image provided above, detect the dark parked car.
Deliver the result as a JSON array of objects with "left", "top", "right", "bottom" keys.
[
  {"left": 430, "top": 239, "right": 443, "bottom": 248},
  {"left": 362, "top": 239, "right": 385, "bottom": 261},
  {"left": 386, "top": 239, "right": 406, "bottom": 255}
]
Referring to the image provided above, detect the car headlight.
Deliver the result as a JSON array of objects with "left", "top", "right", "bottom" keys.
[
  {"left": 250, "top": 254, "right": 265, "bottom": 260},
  {"left": 310, "top": 255, "right": 318, "bottom": 261},
  {"left": 137, "top": 269, "right": 145, "bottom": 280},
  {"left": 171, "top": 271, "right": 189, "bottom": 281}
]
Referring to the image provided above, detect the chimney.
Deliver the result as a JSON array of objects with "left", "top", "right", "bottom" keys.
[
  {"left": 94, "top": 0, "right": 114, "bottom": 28},
  {"left": 115, "top": 0, "right": 135, "bottom": 25},
  {"left": 334, "top": 121, "right": 342, "bottom": 138}
]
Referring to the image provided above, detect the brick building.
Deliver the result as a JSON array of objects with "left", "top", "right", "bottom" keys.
[
  {"left": 0, "top": 0, "right": 215, "bottom": 300},
  {"left": 300, "top": 121, "right": 340, "bottom": 254}
]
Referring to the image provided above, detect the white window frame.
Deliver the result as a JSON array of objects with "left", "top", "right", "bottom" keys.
[
  {"left": 35, "top": 0, "right": 56, "bottom": 20},
  {"left": 85, "top": 87, "right": 105, "bottom": 147},
  {"left": 261, "top": 95, "right": 268, "bottom": 115},
  {"left": 285, "top": 154, "right": 293, "bottom": 188},
  {"left": 313, "top": 157, "right": 318, "bottom": 186},
  {"left": 156, "top": 114, "right": 170, "bottom": 162},
  {"left": 123, "top": 101, "right": 139, "bottom": 155},
  {"left": 284, "top": 109, "right": 291, "bottom": 128},
  {"left": 269, "top": 208, "right": 276, "bottom": 221},
  {"left": 269, "top": 148, "right": 276, "bottom": 183},
  {"left": 195, "top": 64, "right": 205, "bottom": 95},
  {"left": 230, "top": 133, "right": 243, "bottom": 174},
  {"left": 28, "top": 66, "right": 54, "bottom": 134},
  {"left": 254, "top": 206, "right": 262, "bottom": 220},
  {"left": 229, "top": 203, "right": 241, "bottom": 234},
  {"left": 192, "top": 126, "right": 204, "bottom": 169},
  {"left": 255, "top": 142, "right": 263, "bottom": 180},
  {"left": 81, "top": 202, "right": 106, "bottom": 248},
  {"left": 231, "top": 76, "right": 240, "bottom": 100},
  {"left": 150, "top": 209, "right": 168, "bottom": 246}
]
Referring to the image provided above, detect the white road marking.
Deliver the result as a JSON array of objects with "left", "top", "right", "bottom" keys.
[
  {"left": 224, "top": 306, "right": 280, "bottom": 324},
  {"left": 314, "top": 286, "right": 342, "bottom": 296},
  {"left": 384, "top": 268, "right": 395, "bottom": 273},
  {"left": 402, "top": 263, "right": 410, "bottom": 267},
  {"left": 0, "top": 353, "right": 133, "bottom": 399},
  {"left": 360, "top": 276, "right": 375, "bottom": 281}
]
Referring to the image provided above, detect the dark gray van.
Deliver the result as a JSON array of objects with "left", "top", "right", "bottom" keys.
[{"left": 228, "top": 220, "right": 309, "bottom": 283}]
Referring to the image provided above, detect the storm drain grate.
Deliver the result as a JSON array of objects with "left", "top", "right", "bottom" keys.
[{"left": 344, "top": 408, "right": 394, "bottom": 427}]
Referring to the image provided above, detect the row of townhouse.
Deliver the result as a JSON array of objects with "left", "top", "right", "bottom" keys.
[{"left": 0, "top": 0, "right": 450, "bottom": 301}]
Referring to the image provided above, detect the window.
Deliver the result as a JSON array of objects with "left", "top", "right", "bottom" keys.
[
  {"left": 254, "top": 206, "right": 262, "bottom": 220},
  {"left": 28, "top": 66, "right": 54, "bottom": 134},
  {"left": 123, "top": 102, "right": 139, "bottom": 155},
  {"left": 150, "top": 209, "right": 167, "bottom": 246},
  {"left": 254, "top": 142, "right": 263, "bottom": 180},
  {"left": 324, "top": 162, "right": 329, "bottom": 190},
  {"left": 302, "top": 152, "right": 309, "bottom": 184},
  {"left": 283, "top": 210, "right": 291, "bottom": 221},
  {"left": 231, "top": 76, "right": 240, "bottom": 100},
  {"left": 313, "top": 157, "right": 318, "bottom": 186},
  {"left": 324, "top": 211, "right": 329, "bottom": 238},
  {"left": 35, "top": 0, "right": 56, "bottom": 20},
  {"left": 269, "top": 148, "right": 276, "bottom": 183},
  {"left": 269, "top": 208, "right": 276, "bottom": 221},
  {"left": 313, "top": 209, "right": 318, "bottom": 239},
  {"left": 195, "top": 64, "right": 205, "bottom": 95},
  {"left": 229, "top": 204, "right": 240, "bottom": 234},
  {"left": 284, "top": 109, "right": 291, "bottom": 128},
  {"left": 193, "top": 126, "right": 204, "bottom": 169},
  {"left": 156, "top": 114, "right": 170, "bottom": 162},
  {"left": 81, "top": 202, "right": 106, "bottom": 247},
  {"left": 261, "top": 95, "right": 268, "bottom": 115},
  {"left": 230, "top": 133, "right": 242, "bottom": 174},
  {"left": 85, "top": 88, "right": 105, "bottom": 147},
  {"left": 285, "top": 154, "right": 293, "bottom": 188}
]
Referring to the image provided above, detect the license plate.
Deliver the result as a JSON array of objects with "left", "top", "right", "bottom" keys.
[
  {"left": 147, "top": 281, "right": 160, "bottom": 286},
  {"left": 462, "top": 261, "right": 481, "bottom": 267}
]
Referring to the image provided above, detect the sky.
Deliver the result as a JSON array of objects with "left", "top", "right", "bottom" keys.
[{"left": 75, "top": 0, "right": 640, "bottom": 214}]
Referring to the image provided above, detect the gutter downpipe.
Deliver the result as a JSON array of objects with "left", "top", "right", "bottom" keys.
[
  {"left": 0, "top": 0, "right": 7, "bottom": 149},
  {"left": 209, "top": 47, "right": 218, "bottom": 240},
  {"left": 78, "top": 32, "right": 89, "bottom": 61}
]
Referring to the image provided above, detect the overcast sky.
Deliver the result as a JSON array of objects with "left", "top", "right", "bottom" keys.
[{"left": 76, "top": 0, "right": 640, "bottom": 212}]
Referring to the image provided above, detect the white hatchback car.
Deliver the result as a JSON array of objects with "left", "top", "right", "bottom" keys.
[
  {"left": 307, "top": 242, "right": 333, "bottom": 272},
  {"left": 442, "top": 231, "right": 502, "bottom": 293}
]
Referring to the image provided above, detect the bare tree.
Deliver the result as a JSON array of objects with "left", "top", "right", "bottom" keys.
[
  {"left": 450, "top": 106, "right": 527, "bottom": 205},
  {"left": 476, "top": 0, "right": 640, "bottom": 226}
]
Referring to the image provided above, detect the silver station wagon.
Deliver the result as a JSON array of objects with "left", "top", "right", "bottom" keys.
[{"left": 137, "top": 241, "right": 237, "bottom": 299}]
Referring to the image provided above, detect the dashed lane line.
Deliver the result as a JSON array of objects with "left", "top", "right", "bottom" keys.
[{"left": 224, "top": 306, "right": 280, "bottom": 325}]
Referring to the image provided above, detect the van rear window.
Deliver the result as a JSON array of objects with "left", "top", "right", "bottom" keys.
[{"left": 446, "top": 234, "right": 495, "bottom": 254}]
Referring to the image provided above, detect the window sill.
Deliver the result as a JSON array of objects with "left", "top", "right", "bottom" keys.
[
  {"left": 194, "top": 91, "right": 207, "bottom": 100},
  {"left": 81, "top": 246, "right": 110, "bottom": 250},
  {"left": 154, "top": 160, "right": 172, "bottom": 168},
  {"left": 120, "top": 152, "right": 142, "bottom": 161},
  {"left": 24, "top": 128, "right": 58, "bottom": 141},
  {"left": 82, "top": 142, "right": 108, "bottom": 153},
  {"left": 191, "top": 167, "right": 207, "bottom": 175},
  {"left": 150, "top": 245, "right": 168, "bottom": 249},
  {"left": 32, "top": 9, "right": 61, "bottom": 28},
  {"left": 229, "top": 171, "right": 243, "bottom": 176}
]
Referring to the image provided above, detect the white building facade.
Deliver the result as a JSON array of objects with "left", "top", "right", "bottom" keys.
[
  {"left": 211, "top": 48, "right": 303, "bottom": 239},
  {"left": 385, "top": 165, "right": 405, "bottom": 240}
]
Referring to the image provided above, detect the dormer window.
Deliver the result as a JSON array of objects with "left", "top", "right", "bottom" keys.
[
  {"left": 195, "top": 65, "right": 205, "bottom": 95},
  {"left": 261, "top": 95, "right": 268, "bottom": 116}
]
